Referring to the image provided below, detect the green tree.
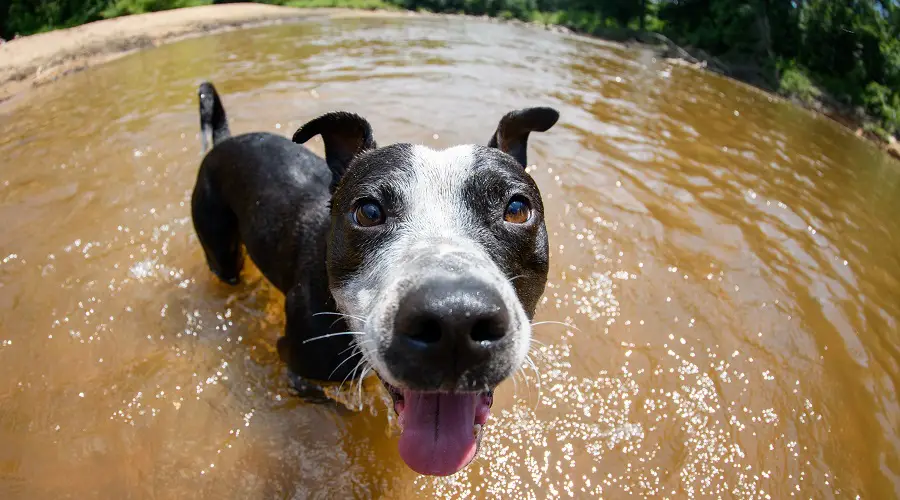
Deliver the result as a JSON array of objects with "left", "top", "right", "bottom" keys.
[{"left": 3, "top": 0, "right": 107, "bottom": 37}]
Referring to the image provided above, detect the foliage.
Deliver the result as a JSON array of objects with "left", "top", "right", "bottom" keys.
[
  {"left": 864, "top": 82, "right": 900, "bottom": 135},
  {"left": 656, "top": 0, "right": 899, "bottom": 139},
  {"left": 102, "top": 0, "right": 210, "bottom": 19},
  {"left": 0, "top": 0, "right": 392, "bottom": 37},
  {"left": 531, "top": 9, "right": 608, "bottom": 32},
  {"left": 388, "top": 0, "right": 539, "bottom": 20},
  {"left": 276, "top": 0, "right": 394, "bottom": 9},
  {"left": 777, "top": 60, "right": 821, "bottom": 106},
  {"left": 3, "top": 0, "right": 111, "bottom": 35}
]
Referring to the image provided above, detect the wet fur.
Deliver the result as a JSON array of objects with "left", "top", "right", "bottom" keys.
[
  {"left": 192, "top": 83, "right": 357, "bottom": 381},
  {"left": 191, "top": 81, "right": 558, "bottom": 395},
  {"left": 326, "top": 144, "right": 549, "bottom": 391}
]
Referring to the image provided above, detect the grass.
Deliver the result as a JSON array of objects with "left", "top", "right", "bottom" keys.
[
  {"left": 863, "top": 82, "right": 900, "bottom": 137},
  {"left": 279, "top": 0, "right": 396, "bottom": 9},
  {"left": 102, "top": 0, "right": 211, "bottom": 19},
  {"left": 100, "top": 0, "right": 394, "bottom": 19},
  {"left": 531, "top": 10, "right": 607, "bottom": 34},
  {"left": 100, "top": 0, "right": 398, "bottom": 19},
  {"left": 777, "top": 61, "right": 821, "bottom": 106},
  {"left": 864, "top": 122, "right": 892, "bottom": 142}
]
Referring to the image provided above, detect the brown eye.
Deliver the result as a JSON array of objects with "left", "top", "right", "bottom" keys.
[
  {"left": 353, "top": 200, "right": 385, "bottom": 227},
  {"left": 504, "top": 197, "right": 531, "bottom": 224}
]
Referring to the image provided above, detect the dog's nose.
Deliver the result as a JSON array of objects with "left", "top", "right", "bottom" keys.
[{"left": 394, "top": 276, "right": 511, "bottom": 369}]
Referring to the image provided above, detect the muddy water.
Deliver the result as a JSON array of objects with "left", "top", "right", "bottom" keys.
[{"left": 1, "top": 15, "right": 899, "bottom": 499}]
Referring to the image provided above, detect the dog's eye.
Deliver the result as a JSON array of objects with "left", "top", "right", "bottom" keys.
[
  {"left": 353, "top": 200, "right": 385, "bottom": 227},
  {"left": 504, "top": 197, "right": 531, "bottom": 224}
]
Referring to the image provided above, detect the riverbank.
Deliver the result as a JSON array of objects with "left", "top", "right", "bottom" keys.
[
  {"left": 1, "top": 4, "right": 897, "bottom": 160},
  {"left": 0, "top": 3, "right": 403, "bottom": 102},
  {"left": 652, "top": 40, "right": 900, "bottom": 162},
  {"left": 521, "top": 20, "right": 900, "bottom": 161}
]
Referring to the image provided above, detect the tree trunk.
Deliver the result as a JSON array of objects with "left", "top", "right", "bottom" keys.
[
  {"left": 756, "top": 0, "right": 774, "bottom": 61},
  {"left": 640, "top": 0, "right": 647, "bottom": 31}
]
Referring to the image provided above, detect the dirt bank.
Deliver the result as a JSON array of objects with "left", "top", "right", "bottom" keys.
[{"left": 0, "top": 3, "right": 403, "bottom": 102}]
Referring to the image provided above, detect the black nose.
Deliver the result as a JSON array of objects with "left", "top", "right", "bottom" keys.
[{"left": 393, "top": 276, "right": 511, "bottom": 373}]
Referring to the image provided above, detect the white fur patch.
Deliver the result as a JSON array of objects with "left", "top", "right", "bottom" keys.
[{"left": 332, "top": 145, "right": 532, "bottom": 387}]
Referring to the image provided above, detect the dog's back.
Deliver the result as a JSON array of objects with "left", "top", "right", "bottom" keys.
[{"left": 191, "top": 83, "right": 333, "bottom": 293}]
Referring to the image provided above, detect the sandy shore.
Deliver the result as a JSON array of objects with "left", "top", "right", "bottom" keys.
[{"left": 0, "top": 3, "right": 403, "bottom": 102}]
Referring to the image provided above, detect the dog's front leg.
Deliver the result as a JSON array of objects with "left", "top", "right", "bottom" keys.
[{"left": 277, "top": 285, "right": 362, "bottom": 393}]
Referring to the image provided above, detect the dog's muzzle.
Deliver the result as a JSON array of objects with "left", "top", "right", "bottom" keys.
[
  {"left": 384, "top": 274, "right": 515, "bottom": 391},
  {"left": 372, "top": 255, "right": 523, "bottom": 476}
]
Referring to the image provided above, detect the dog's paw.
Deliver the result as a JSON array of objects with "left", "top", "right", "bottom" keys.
[
  {"left": 284, "top": 371, "right": 359, "bottom": 415},
  {"left": 285, "top": 370, "right": 331, "bottom": 403}
]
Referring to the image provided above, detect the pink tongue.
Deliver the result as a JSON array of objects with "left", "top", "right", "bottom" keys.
[{"left": 397, "top": 392, "right": 477, "bottom": 476}]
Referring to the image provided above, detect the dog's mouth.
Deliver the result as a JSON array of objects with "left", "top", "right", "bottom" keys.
[{"left": 383, "top": 381, "right": 493, "bottom": 476}]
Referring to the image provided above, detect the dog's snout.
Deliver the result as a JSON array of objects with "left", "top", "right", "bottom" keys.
[
  {"left": 387, "top": 276, "right": 513, "bottom": 389},
  {"left": 395, "top": 277, "right": 509, "bottom": 350}
]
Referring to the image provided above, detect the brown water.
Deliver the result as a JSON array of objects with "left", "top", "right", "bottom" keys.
[{"left": 1, "top": 15, "right": 899, "bottom": 499}]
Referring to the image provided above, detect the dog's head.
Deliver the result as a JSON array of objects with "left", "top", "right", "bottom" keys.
[{"left": 293, "top": 108, "right": 558, "bottom": 476}]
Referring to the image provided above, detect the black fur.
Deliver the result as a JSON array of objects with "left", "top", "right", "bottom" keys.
[
  {"left": 191, "top": 81, "right": 558, "bottom": 393},
  {"left": 460, "top": 147, "right": 550, "bottom": 316},
  {"left": 292, "top": 111, "right": 377, "bottom": 192},
  {"left": 198, "top": 81, "right": 231, "bottom": 153},
  {"left": 192, "top": 84, "right": 358, "bottom": 383},
  {"left": 324, "top": 145, "right": 549, "bottom": 392},
  {"left": 487, "top": 107, "right": 559, "bottom": 167}
]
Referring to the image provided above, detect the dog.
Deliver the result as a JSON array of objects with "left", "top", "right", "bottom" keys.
[{"left": 191, "top": 82, "right": 558, "bottom": 476}]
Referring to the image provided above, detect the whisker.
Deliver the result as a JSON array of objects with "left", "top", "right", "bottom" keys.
[
  {"left": 357, "top": 366, "right": 372, "bottom": 410},
  {"left": 340, "top": 355, "right": 367, "bottom": 394},
  {"left": 526, "top": 355, "right": 543, "bottom": 413},
  {"left": 338, "top": 339, "right": 372, "bottom": 357},
  {"left": 302, "top": 331, "right": 365, "bottom": 344},
  {"left": 530, "top": 320, "right": 580, "bottom": 332},
  {"left": 528, "top": 338, "right": 551, "bottom": 356},
  {"left": 507, "top": 274, "right": 525, "bottom": 283},
  {"left": 527, "top": 342, "right": 552, "bottom": 367},
  {"left": 312, "top": 311, "right": 367, "bottom": 323},
  {"left": 328, "top": 346, "right": 363, "bottom": 380},
  {"left": 518, "top": 363, "right": 533, "bottom": 404}
]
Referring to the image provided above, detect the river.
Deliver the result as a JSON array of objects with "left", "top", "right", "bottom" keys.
[{"left": 1, "top": 15, "right": 899, "bottom": 498}]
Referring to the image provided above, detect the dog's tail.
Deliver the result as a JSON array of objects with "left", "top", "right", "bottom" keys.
[{"left": 198, "top": 81, "right": 231, "bottom": 152}]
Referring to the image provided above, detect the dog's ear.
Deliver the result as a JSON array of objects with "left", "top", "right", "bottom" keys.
[
  {"left": 487, "top": 107, "right": 559, "bottom": 167},
  {"left": 293, "top": 112, "right": 377, "bottom": 188}
]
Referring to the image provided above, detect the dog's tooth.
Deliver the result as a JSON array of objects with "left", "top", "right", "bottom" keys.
[{"left": 473, "top": 424, "right": 482, "bottom": 438}]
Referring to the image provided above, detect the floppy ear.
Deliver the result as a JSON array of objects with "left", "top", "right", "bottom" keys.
[
  {"left": 487, "top": 107, "right": 559, "bottom": 167},
  {"left": 292, "top": 112, "right": 377, "bottom": 190}
]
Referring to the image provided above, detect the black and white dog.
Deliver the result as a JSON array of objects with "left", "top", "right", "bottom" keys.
[{"left": 191, "top": 82, "right": 558, "bottom": 476}]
